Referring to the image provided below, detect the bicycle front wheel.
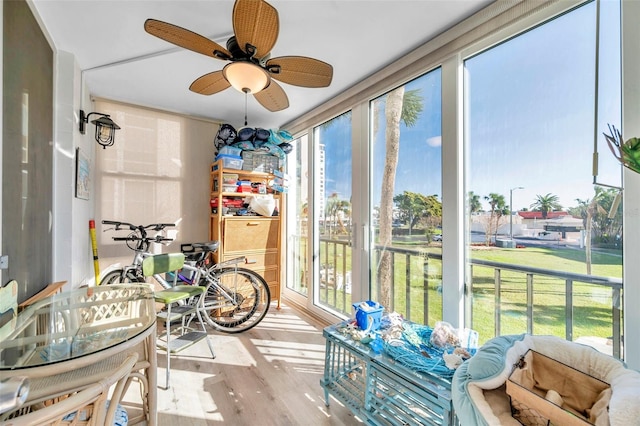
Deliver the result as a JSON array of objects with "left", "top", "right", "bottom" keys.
[
  {"left": 100, "top": 269, "right": 144, "bottom": 285},
  {"left": 200, "top": 267, "right": 270, "bottom": 333}
]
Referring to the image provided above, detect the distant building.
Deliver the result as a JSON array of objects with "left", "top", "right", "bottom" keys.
[
  {"left": 517, "top": 211, "right": 571, "bottom": 220},
  {"left": 518, "top": 211, "right": 583, "bottom": 239},
  {"left": 319, "top": 143, "right": 326, "bottom": 219},
  {"left": 469, "top": 211, "right": 583, "bottom": 241}
]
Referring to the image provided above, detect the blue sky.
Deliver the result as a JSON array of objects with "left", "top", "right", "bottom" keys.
[
  {"left": 321, "top": 0, "right": 621, "bottom": 212},
  {"left": 371, "top": 69, "right": 442, "bottom": 206}
]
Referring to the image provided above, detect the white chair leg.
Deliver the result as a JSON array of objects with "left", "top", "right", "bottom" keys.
[
  {"left": 164, "top": 303, "right": 171, "bottom": 389},
  {"left": 195, "top": 304, "right": 215, "bottom": 359}
]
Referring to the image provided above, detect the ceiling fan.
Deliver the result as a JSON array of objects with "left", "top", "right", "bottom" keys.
[{"left": 144, "top": 0, "right": 333, "bottom": 112}]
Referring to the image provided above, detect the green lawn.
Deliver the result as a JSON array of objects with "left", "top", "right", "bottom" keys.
[
  {"left": 469, "top": 247, "right": 621, "bottom": 344},
  {"left": 470, "top": 246, "right": 622, "bottom": 276}
]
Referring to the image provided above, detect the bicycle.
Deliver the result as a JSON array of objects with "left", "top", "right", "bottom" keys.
[{"left": 99, "top": 220, "right": 270, "bottom": 333}]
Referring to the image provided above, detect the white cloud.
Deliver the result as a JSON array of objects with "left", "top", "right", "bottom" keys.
[{"left": 426, "top": 136, "right": 442, "bottom": 147}]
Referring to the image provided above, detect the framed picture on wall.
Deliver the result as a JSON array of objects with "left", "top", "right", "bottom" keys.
[{"left": 75, "top": 147, "right": 91, "bottom": 200}]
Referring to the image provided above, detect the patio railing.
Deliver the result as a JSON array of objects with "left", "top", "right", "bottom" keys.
[
  {"left": 316, "top": 238, "right": 624, "bottom": 359},
  {"left": 319, "top": 237, "right": 351, "bottom": 312}
]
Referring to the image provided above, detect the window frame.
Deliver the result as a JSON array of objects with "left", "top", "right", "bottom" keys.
[{"left": 280, "top": 0, "right": 639, "bottom": 366}]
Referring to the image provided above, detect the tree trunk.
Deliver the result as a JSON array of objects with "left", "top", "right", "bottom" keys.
[
  {"left": 408, "top": 212, "right": 413, "bottom": 236},
  {"left": 378, "top": 87, "right": 404, "bottom": 308},
  {"left": 484, "top": 214, "right": 495, "bottom": 246},
  {"left": 585, "top": 202, "right": 595, "bottom": 275}
]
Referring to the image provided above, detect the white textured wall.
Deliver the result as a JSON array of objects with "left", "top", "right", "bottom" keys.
[{"left": 52, "top": 52, "right": 96, "bottom": 289}]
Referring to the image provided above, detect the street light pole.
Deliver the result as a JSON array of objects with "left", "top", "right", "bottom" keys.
[{"left": 510, "top": 186, "right": 524, "bottom": 241}]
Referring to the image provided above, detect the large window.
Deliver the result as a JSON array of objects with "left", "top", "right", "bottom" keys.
[
  {"left": 95, "top": 101, "right": 216, "bottom": 270},
  {"left": 464, "top": 1, "right": 623, "bottom": 357}
]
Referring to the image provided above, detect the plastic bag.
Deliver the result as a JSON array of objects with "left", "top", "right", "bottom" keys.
[
  {"left": 249, "top": 195, "right": 276, "bottom": 217},
  {"left": 430, "top": 321, "right": 460, "bottom": 348},
  {"left": 214, "top": 123, "right": 237, "bottom": 149},
  {"left": 430, "top": 321, "right": 479, "bottom": 355},
  {"left": 459, "top": 327, "right": 479, "bottom": 354}
]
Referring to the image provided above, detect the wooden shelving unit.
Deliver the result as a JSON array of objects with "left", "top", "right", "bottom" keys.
[{"left": 209, "top": 159, "right": 283, "bottom": 307}]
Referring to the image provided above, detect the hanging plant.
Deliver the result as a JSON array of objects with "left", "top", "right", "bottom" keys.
[{"left": 604, "top": 124, "right": 640, "bottom": 174}]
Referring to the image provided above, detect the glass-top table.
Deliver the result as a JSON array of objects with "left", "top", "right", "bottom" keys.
[
  {"left": 0, "top": 284, "right": 156, "bottom": 370},
  {"left": 0, "top": 284, "right": 158, "bottom": 425}
]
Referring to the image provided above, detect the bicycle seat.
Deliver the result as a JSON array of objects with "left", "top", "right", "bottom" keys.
[{"left": 181, "top": 241, "right": 219, "bottom": 262}]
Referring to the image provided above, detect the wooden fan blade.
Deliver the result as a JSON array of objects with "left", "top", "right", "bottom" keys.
[
  {"left": 233, "top": 0, "right": 279, "bottom": 59},
  {"left": 266, "top": 56, "right": 333, "bottom": 88},
  {"left": 145, "top": 19, "right": 231, "bottom": 59},
  {"left": 190, "top": 71, "right": 231, "bottom": 95},
  {"left": 254, "top": 80, "right": 289, "bottom": 112}
]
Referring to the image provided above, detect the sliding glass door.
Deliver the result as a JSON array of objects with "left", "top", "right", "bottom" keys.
[{"left": 284, "top": 113, "right": 355, "bottom": 318}]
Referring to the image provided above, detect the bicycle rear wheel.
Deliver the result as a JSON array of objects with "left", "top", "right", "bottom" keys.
[
  {"left": 100, "top": 269, "right": 145, "bottom": 285},
  {"left": 200, "top": 267, "right": 270, "bottom": 333}
]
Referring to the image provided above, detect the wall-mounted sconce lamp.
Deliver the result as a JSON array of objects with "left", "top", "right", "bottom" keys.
[{"left": 79, "top": 110, "right": 120, "bottom": 149}]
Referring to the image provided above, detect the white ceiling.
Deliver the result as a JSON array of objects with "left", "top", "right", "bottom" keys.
[{"left": 31, "top": 0, "right": 492, "bottom": 130}]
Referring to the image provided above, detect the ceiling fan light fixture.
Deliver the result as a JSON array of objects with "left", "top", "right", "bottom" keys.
[
  {"left": 223, "top": 62, "right": 269, "bottom": 94},
  {"left": 144, "top": 0, "right": 332, "bottom": 112}
]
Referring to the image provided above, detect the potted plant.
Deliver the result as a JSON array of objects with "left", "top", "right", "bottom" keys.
[{"left": 604, "top": 124, "right": 640, "bottom": 174}]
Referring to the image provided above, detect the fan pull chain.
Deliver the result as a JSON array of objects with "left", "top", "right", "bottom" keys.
[{"left": 243, "top": 88, "right": 249, "bottom": 126}]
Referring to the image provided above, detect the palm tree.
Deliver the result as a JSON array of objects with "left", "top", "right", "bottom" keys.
[
  {"left": 576, "top": 187, "right": 608, "bottom": 275},
  {"left": 377, "top": 87, "right": 423, "bottom": 308},
  {"left": 325, "top": 193, "right": 351, "bottom": 237},
  {"left": 483, "top": 193, "right": 506, "bottom": 245},
  {"left": 468, "top": 191, "right": 482, "bottom": 214},
  {"left": 335, "top": 200, "right": 351, "bottom": 234},
  {"left": 590, "top": 188, "right": 622, "bottom": 243},
  {"left": 530, "top": 193, "right": 562, "bottom": 219}
]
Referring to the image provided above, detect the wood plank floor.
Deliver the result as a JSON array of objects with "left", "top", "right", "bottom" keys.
[{"left": 123, "top": 303, "right": 363, "bottom": 425}]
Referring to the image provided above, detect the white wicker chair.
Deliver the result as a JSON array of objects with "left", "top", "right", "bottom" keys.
[{"left": 5, "top": 352, "right": 138, "bottom": 426}]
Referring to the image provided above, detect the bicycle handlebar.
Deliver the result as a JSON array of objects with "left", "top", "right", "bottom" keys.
[
  {"left": 112, "top": 236, "right": 137, "bottom": 241},
  {"left": 103, "top": 220, "right": 175, "bottom": 250},
  {"left": 102, "top": 220, "right": 175, "bottom": 231},
  {"left": 113, "top": 235, "right": 173, "bottom": 242},
  {"left": 102, "top": 220, "right": 136, "bottom": 230},
  {"left": 150, "top": 223, "right": 176, "bottom": 231}
]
